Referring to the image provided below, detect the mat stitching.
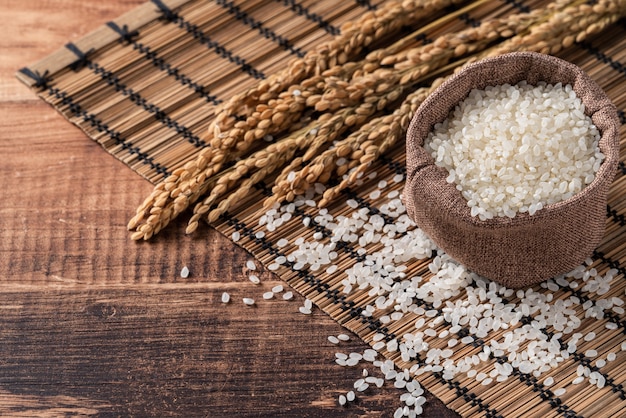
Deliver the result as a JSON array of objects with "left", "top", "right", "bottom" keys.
[
  {"left": 214, "top": 0, "right": 305, "bottom": 58},
  {"left": 458, "top": 12, "right": 481, "bottom": 28},
  {"left": 18, "top": 68, "right": 52, "bottom": 91},
  {"left": 152, "top": 0, "right": 265, "bottom": 79},
  {"left": 276, "top": 0, "right": 340, "bottom": 36},
  {"left": 48, "top": 87, "right": 170, "bottom": 176},
  {"left": 354, "top": 0, "right": 377, "bottom": 11},
  {"left": 106, "top": 22, "right": 139, "bottom": 43},
  {"left": 65, "top": 42, "right": 207, "bottom": 149},
  {"left": 591, "top": 250, "right": 626, "bottom": 282},
  {"left": 578, "top": 41, "right": 626, "bottom": 78},
  {"left": 500, "top": 0, "right": 531, "bottom": 13},
  {"left": 607, "top": 205, "right": 626, "bottom": 227},
  {"left": 414, "top": 33, "right": 433, "bottom": 45},
  {"left": 106, "top": 21, "right": 222, "bottom": 105}
]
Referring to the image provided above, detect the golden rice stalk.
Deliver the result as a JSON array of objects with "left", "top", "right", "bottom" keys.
[
  {"left": 209, "top": 0, "right": 464, "bottom": 133},
  {"left": 130, "top": 0, "right": 626, "bottom": 240},
  {"left": 186, "top": 110, "right": 353, "bottom": 232},
  {"left": 484, "top": 0, "right": 626, "bottom": 57}
]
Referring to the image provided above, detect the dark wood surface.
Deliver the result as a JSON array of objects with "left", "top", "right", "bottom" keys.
[{"left": 0, "top": 1, "right": 460, "bottom": 416}]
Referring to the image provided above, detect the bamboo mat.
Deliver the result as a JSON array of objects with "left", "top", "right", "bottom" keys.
[{"left": 18, "top": 0, "right": 626, "bottom": 417}]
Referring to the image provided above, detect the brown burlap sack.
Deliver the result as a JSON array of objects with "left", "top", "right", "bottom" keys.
[{"left": 404, "top": 52, "right": 620, "bottom": 288}]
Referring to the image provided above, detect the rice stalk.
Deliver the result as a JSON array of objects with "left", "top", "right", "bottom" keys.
[
  {"left": 128, "top": 0, "right": 626, "bottom": 240},
  {"left": 186, "top": 109, "right": 353, "bottom": 232},
  {"left": 210, "top": 0, "right": 466, "bottom": 133},
  {"left": 484, "top": 0, "right": 626, "bottom": 57}
]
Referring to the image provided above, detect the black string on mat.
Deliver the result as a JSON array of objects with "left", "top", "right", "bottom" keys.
[
  {"left": 49, "top": 86, "right": 171, "bottom": 177},
  {"left": 215, "top": 0, "right": 306, "bottom": 58},
  {"left": 152, "top": 0, "right": 266, "bottom": 79},
  {"left": 18, "top": 68, "right": 53, "bottom": 91},
  {"left": 106, "top": 21, "right": 222, "bottom": 105},
  {"left": 64, "top": 42, "right": 208, "bottom": 149},
  {"left": 105, "top": 22, "right": 139, "bottom": 44},
  {"left": 276, "top": 0, "right": 340, "bottom": 36}
]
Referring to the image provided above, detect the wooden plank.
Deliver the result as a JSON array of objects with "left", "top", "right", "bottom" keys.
[{"left": 0, "top": 0, "right": 458, "bottom": 416}]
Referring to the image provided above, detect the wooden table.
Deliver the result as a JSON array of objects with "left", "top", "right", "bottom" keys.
[{"left": 0, "top": 1, "right": 458, "bottom": 416}]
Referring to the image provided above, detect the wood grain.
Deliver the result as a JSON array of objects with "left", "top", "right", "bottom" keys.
[{"left": 0, "top": 1, "right": 459, "bottom": 416}]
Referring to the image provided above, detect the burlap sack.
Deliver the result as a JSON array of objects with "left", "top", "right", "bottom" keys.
[{"left": 404, "top": 52, "right": 620, "bottom": 288}]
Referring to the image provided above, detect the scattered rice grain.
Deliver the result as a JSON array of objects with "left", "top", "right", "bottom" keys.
[{"left": 347, "top": 390, "right": 355, "bottom": 402}]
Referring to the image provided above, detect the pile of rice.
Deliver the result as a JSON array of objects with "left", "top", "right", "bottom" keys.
[{"left": 424, "top": 81, "right": 604, "bottom": 220}]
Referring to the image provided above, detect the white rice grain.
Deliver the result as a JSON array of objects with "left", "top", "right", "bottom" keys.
[
  {"left": 180, "top": 266, "right": 190, "bottom": 278},
  {"left": 425, "top": 82, "right": 602, "bottom": 220},
  {"left": 347, "top": 390, "right": 355, "bottom": 402}
]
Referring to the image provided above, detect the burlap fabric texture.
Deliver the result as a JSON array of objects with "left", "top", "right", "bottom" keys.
[{"left": 403, "top": 52, "right": 620, "bottom": 288}]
